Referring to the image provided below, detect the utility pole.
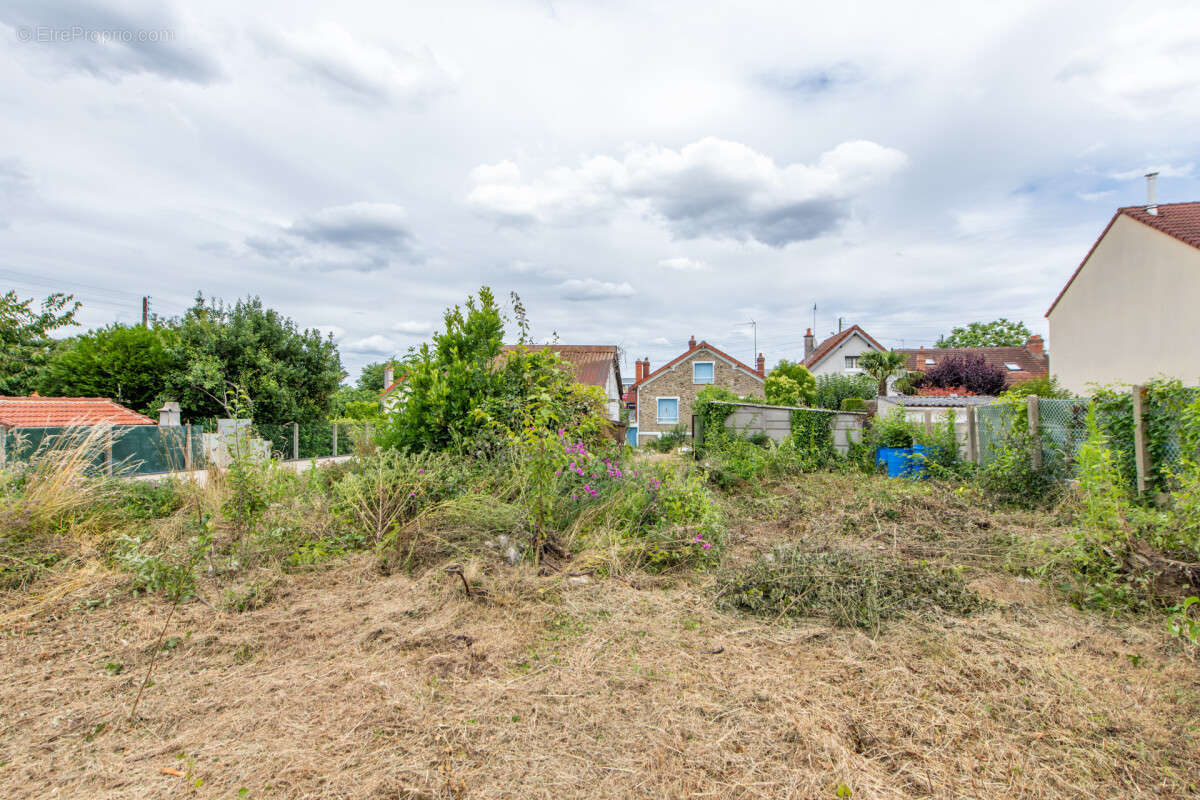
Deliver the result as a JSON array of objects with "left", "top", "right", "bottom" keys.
[
  {"left": 812, "top": 303, "right": 817, "bottom": 334},
  {"left": 141, "top": 296, "right": 150, "bottom": 327}
]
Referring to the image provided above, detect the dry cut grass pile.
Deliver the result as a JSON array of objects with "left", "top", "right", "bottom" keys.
[{"left": 2, "top": 473, "right": 1199, "bottom": 799}]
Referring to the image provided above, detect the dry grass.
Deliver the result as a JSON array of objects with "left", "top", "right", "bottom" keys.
[{"left": 2, "top": 472, "right": 1199, "bottom": 799}]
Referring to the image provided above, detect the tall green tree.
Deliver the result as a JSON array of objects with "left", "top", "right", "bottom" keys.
[
  {"left": 937, "top": 318, "right": 1032, "bottom": 348},
  {"left": 858, "top": 350, "right": 908, "bottom": 397},
  {"left": 356, "top": 361, "right": 389, "bottom": 392},
  {"left": 378, "top": 287, "right": 606, "bottom": 452},
  {"left": 0, "top": 291, "right": 80, "bottom": 395},
  {"left": 37, "top": 324, "right": 181, "bottom": 414},
  {"left": 163, "top": 294, "right": 343, "bottom": 424}
]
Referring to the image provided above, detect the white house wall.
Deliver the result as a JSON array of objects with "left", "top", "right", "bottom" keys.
[{"left": 1049, "top": 214, "right": 1200, "bottom": 394}]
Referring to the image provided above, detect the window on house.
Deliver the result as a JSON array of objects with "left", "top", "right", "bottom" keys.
[
  {"left": 924, "top": 358, "right": 936, "bottom": 366},
  {"left": 1004, "top": 362, "right": 1021, "bottom": 371},
  {"left": 844, "top": 356, "right": 859, "bottom": 369},
  {"left": 692, "top": 362, "right": 714, "bottom": 384},
  {"left": 657, "top": 397, "right": 679, "bottom": 423}
]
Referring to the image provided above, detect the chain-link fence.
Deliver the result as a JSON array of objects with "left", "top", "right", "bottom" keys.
[
  {"left": 252, "top": 421, "right": 377, "bottom": 460},
  {"left": 975, "top": 385, "right": 1200, "bottom": 493},
  {"left": 2, "top": 424, "right": 205, "bottom": 476}
]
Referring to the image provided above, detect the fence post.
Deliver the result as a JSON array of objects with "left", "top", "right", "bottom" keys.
[
  {"left": 966, "top": 405, "right": 979, "bottom": 464},
  {"left": 1132, "top": 384, "right": 1150, "bottom": 495},
  {"left": 185, "top": 425, "right": 193, "bottom": 471},
  {"left": 292, "top": 422, "right": 300, "bottom": 461},
  {"left": 923, "top": 410, "right": 933, "bottom": 438},
  {"left": 1026, "top": 395, "right": 1042, "bottom": 470},
  {"left": 331, "top": 422, "right": 338, "bottom": 457},
  {"left": 105, "top": 426, "right": 114, "bottom": 477}
]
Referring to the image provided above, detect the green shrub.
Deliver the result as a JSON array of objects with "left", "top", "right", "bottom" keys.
[
  {"left": 839, "top": 397, "right": 867, "bottom": 412},
  {"left": 645, "top": 423, "right": 689, "bottom": 453},
  {"left": 814, "top": 373, "right": 876, "bottom": 410},
  {"left": 870, "top": 409, "right": 919, "bottom": 448}
]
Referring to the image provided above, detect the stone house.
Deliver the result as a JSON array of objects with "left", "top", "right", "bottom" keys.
[{"left": 628, "top": 336, "right": 765, "bottom": 446}]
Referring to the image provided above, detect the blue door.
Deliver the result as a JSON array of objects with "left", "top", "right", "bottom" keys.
[{"left": 626, "top": 426, "right": 638, "bottom": 447}]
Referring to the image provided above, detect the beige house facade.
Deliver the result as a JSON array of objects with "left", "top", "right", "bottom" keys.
[
  {"left": 629, "top": 338, "right": 765, "bottom": 446},
  {"left": 1048, "top": 202, "right": 1200, "bottom": 394}
]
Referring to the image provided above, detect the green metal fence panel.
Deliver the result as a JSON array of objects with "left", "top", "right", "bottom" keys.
[
  {"left": 1036, "top": 398, "right": 1091, "bottom": 469},
  {"left": 975, "top": 404, "right": 1013, "bottom": 465},
  {"left": 254, "top": 423, "right": 294, "bottom": 459},
  {"left": 1147, "top": 386, "right": 1200, "bottom": 481},
  {"left": 2, "top": 425, "right": 204, "bottom": 476}
]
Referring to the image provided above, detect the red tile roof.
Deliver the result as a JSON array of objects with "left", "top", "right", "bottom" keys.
[
  {"left": 501, "top": 345, "right": 622, "bottom": 390},
  {"left": 0, "top": 397, "right": 156, "bottom": 428},
  {"left": 633, "top": 340, "right": 763, "bottom": 389},
  {"left": 896, "top": 346, "right": 1048, "bottom": 386},
  {"left": 1047, "top": 202, "right": 1200, "bottom": 316},
  {"left": 803, "top": 325, "right": 885, "bottom": 370}
]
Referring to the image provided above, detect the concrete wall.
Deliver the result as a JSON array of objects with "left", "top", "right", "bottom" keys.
[
  {"left": 1050, "top": 213, "right": 1200, "bottom": 394},
  {"left": 635, "top": 348, "right": 764, "bottom": 444},
  {"left": 718, "top": 402, "right": 864, "bottom": 455},
  {"left": 808, "top": 332, "right": 881, "bottom": 378}
]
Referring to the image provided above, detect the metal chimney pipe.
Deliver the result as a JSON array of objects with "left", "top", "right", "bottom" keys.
[{"left": 1146, "top": 172, "right": 1159, "bottom": 216}]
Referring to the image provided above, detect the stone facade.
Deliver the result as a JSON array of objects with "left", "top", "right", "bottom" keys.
[{"left": 634, "top": 345, "right": 764, "bottom": 445}]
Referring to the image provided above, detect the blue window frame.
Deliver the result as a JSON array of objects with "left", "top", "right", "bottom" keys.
[
  {"left": 692, "top": 361, "right": 714, "bottom": 384},
  {"left": 657, "top": 397, "right": 679, "bottom": 423}
]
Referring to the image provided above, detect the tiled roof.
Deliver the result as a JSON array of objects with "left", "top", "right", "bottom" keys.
[
  {"left": 501, "top": 345, "right": 622, "bottom": 390},
  {"left": 0, "top": 397, "right": 156, "bottom": 428},
  {"left": 1047, "top": 202, "right": 1200, "bottom": 316},
  {"left": 803, "top": 325, "right": 885, "bottom": 370},
  {"left": 896, "top": 346, "right": 1048, "bottom": 385},
  {"left": 633, "top": 340, "right": 763, "bottom": 389}
]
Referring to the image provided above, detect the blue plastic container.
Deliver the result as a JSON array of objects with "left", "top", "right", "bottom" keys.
[
  {"left": 876, "top": 446, "right": 904, "bottom": 467},
  {"left": 885, "top": 444, "right": 927, "bottom": 479}
]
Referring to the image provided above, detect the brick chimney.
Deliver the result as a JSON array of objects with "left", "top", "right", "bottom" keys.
[
  {"left": 634, "top": 358, "right": 644, "bottom": 383},
  {"left": 803, "top": 329, "right": 815, "bottom": 360},
  {"left": 643, "top": 357, "right": 651, "bottom": 377},
  {"left": 756, "top": 353, "right": 765, "bottom": 376},
  {"left": 1026, "top": 334, "right": 1045, "bottom": 358},
  {"left": 688, "top": 334, "right": 696, "bottom": 349}
]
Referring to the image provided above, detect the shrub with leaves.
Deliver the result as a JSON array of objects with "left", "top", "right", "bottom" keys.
[
  {"left": 814, "top": 373, "right": 876, "bottom": 410},
  {"left": 920, "top": 354, "right": 1006, "bottom": 396}
]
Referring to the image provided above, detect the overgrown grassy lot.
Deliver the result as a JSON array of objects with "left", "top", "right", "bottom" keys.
[{"left": 2, "top": 440, "right": 1199, "bottom": 799}]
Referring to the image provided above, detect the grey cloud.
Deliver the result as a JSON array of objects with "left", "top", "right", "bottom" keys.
[
  {"left": 236, "top": 203, "right": 417, "bottom": 273},
  {"left": 468, "top": 137, "right": 907, "bottom": 247},
  {"left": 1, "top": 1, "right": 222, "bottom": 83}
]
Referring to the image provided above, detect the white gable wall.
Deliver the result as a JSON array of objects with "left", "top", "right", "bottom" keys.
[
  {"left": 1049, "top": 214, "right": 1200, "bottom": 394},
  {"left": 807, "top": 333, "right": 883, "bottom": 378}
]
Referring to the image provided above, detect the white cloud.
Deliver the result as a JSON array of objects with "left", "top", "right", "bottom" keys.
[
  {"left": 1077, "top": 190, "right": 1116, "bottom": 202},
  {"left": 659, "top": 257, "right": 708, "bottom": 271},
  {"left": 1110, "top": 164, "right": 1195, "bottom": 181},
  {"left": 392, "top": 320, "right": 433, "bottom": 334},
  {"left": 343, "top": 334, "right": 397, "bottom": 355},
  {"left": 239, "top": 202, "right": 416, "bottom": 272},
  {"left": 257, "top": 23, "right": 453, "bottom": 104},
  {"left": 468, "top": 137, "right": 908, "bottom": 246},
  {"left": 557, "top": 278, "right": 636, "bottom": 301}
]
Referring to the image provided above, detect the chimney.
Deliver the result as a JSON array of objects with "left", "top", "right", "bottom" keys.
[
  {"left": 755, "top": 353, "right": 765, "bottom": 376},
  {"left": 384, "top": 362, "right": 394, "bottom": 388},
  {"left": 1026, "top": 334, "right": 1044, "bottom": 358},
  {"left": 1146, "top": 172, "right": 1159, "bottom": 216},
  {"left": 643, "top": 357, "right": 651, "bottom": 377},
  {"left": 688, "top": 334, "right": 697, "bottom": 349},
  {"left": 803, "top": 328, "right": 815, "bottom": 360},
  {"left": 158, "top": 401, "right": 181, "bottom": 427},
  {"left": 635, "top": 358, "right": 645, "bottom": 383}
]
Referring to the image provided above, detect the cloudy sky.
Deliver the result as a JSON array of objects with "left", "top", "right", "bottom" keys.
[{"left": 3, "top": 0, "right": 1199, "bottom": 382}]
